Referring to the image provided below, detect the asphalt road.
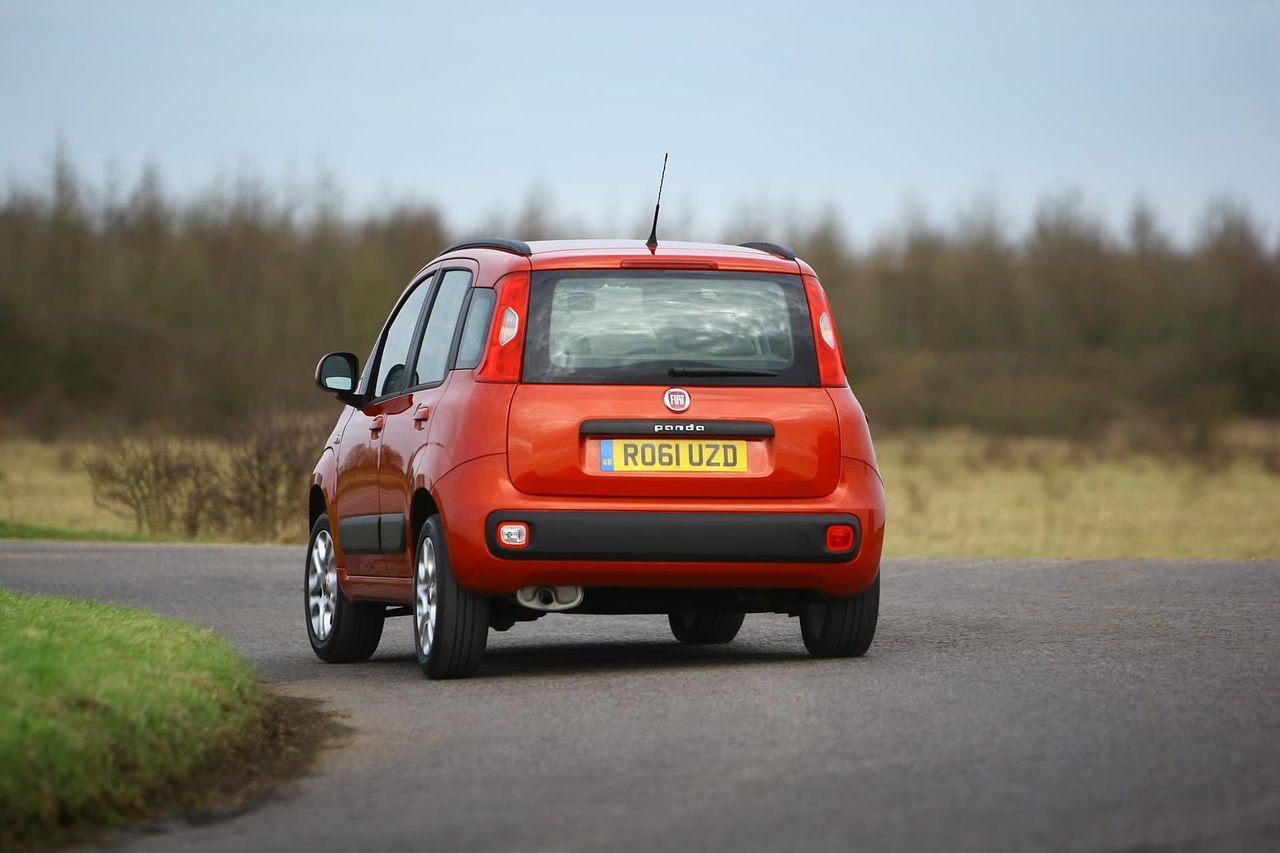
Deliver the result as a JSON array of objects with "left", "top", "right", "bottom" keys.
[{"left": 2, "top": 540, "right": 1278, "bottom": 852}]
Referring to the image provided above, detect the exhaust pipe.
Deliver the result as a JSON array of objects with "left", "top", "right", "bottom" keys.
[{"left": 516, "top": 585, "right": 584, "bottom": 612}]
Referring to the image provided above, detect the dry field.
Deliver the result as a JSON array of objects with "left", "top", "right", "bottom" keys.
[
  {"left": 1, "top": 429, "right": 1277, "bottom": 559},
  {"left": 879, "top": 427, "right": 1279, "bottom": 559},
  {"left": 0, "top": 441, "right": 138, "bottom": 538}
]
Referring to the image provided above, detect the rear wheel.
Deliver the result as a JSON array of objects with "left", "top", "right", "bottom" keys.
[
  {"left": 669, "top": 610, "right": 745, "bottom": 644},
  {"left": 414, "top": 514, "right": 489, "bottom": 679},
  {"left": 305, "top": 513, "right": 384, "bottom": 662},
  {"left": 800, "top": 574, "right": 879, "bottom": 658}
]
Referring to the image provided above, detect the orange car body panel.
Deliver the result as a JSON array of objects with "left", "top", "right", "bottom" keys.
[{"left": 506, "top": 384, "right": 841, "bottom": 499}]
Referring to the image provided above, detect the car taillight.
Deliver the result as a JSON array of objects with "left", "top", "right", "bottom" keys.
[
  {"left": 475, "top": 271, "right": 530, "bottom": 383},
  {"left": 803, "top": 275, "right": 847, "bottom": 387}
]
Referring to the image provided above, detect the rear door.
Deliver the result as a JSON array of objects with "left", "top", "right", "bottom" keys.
[
  {"left": 507, "top": 269, "right": 840, "bottom": 499},
  {"left": 376, "top": 264, "right": 476, "bottom": 576}
]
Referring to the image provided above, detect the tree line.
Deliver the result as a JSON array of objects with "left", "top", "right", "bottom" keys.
[{"left": 2, "top": 156, "right": 1276, "bottom": 452}]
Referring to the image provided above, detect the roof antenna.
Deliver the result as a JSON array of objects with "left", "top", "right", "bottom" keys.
[{"left": 645, "top": 153, "right": 668, "bottom": 252}]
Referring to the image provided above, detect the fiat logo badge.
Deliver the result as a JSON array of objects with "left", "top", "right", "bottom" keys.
[{"left": 663, "top": 388, "right": 691, "bottom": 412}]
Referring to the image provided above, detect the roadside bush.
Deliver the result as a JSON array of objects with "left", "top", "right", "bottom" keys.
[
  {"left": 84, "top": 412, "right": 332, "bottom": 542},
  {"left": 221, "top": 411, "right": 331, "bottom": 541},
  {"left": 85, "top": 437, "right": 224, "bottom": 537}
]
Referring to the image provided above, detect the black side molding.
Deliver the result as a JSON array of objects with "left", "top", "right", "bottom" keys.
[
  {"left": 580, "top": 419, "right": 774, "bottom": 437},
  {"left": 738, "top": 241, "right": 797, "bottom": 261},
  {"left": 338, "top": 513, "right": 407, "bottom": 554},
  {"left": 438, "top": 238, "right": 532, "bottom": 257}
]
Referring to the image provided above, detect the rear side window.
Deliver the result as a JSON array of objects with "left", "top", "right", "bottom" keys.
[
  {"left": 523, "top": 270, "right": 819, "bottom": 386},
  {"left": 412, "top": 269, "right": 472, "bottom": 386},
  {"left": 455, "top": 289, "right": 496, "bottom": 370}
]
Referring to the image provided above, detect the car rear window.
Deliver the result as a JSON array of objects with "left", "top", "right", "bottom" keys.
[{"left": 523, "top": 270, "right": 819, "bottom": 386}]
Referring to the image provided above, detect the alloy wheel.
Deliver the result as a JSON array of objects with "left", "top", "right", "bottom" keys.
[
  {"left": 307, "top": 529, "right": 338, "bottom": 642},
  {"left": 415, "top": 538, "right": 438, "bottom": 658}
]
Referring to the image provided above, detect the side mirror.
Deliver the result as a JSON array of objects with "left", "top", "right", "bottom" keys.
[{"left": 315, "top": 352, "right": 363, "bottom": 407}]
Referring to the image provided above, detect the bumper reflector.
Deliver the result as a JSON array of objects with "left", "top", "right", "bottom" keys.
[{"left": 826, "top": 524, "right": 856, "bottom": 552}]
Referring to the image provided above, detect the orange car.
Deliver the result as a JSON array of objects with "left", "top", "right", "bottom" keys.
[{"left": 307, "top": 239, "right": 883, "bottom": 678}]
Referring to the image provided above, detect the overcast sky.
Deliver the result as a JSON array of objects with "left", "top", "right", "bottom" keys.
[{"left": 2, "top": 0, "right": 1277, "bottom": 243}]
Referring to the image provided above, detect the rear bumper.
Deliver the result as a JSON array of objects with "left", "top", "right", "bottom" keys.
[
  {"left": 485, "top": 511, "right": 861, "bottom": 563},
  {"left": 435, "top": 453, "right": 884, "bottom": 597}
]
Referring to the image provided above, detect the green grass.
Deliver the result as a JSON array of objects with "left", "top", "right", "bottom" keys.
[
  {"left": 0, "top": 586, "right": 264, "bottom": 849},
  {"left": 0, "top": 518, "right": 164, "bottom": 543}
]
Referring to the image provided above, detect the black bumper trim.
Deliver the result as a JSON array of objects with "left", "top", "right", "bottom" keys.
[{"left": 485, "top": 511, "right": 860, "bottom": 563}]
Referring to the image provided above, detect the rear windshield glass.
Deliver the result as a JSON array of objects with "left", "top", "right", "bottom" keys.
[{"left": 523, "top": 270, "right": 819, "bottom": 386}]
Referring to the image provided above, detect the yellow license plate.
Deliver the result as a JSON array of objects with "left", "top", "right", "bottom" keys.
[{"left": 600, "top": 439, "right": 748, "bottom": 472}]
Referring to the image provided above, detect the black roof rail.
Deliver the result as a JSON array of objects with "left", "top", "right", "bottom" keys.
[
  {"left": 738, "top": 241, "right": 797, "bottom": 261},
  {"left": 438, "top": 238, "right": 532, "bottom": 257}
]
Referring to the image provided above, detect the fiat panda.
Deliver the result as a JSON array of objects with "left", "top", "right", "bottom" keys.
[{"left": 307, "top": 238, "right": 884, "bottom": 678}]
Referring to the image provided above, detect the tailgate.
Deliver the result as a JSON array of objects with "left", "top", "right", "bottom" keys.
[{"left": 507, "top": 385, "right": 840, "bottom": 498}]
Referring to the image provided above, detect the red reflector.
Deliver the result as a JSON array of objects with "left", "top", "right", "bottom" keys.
[{"left": 826, "top": 524, "right": 855, "bottom": 552}]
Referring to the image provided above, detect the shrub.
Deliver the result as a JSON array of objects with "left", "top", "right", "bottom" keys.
[
  {"left": 85, "top": 436, "right": 224, "bottom": 537},
  {"left": 221, "top": 412, "right": 331, "bottom": 541},
  {"left": 84, "top": 412, "right": 331, "bottom": 542}
]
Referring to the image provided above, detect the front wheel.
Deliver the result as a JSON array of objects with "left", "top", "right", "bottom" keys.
[
  {"left": 305, "top": 513, "right": 384, "bottom": 662},
  {"left": 414, "top": 514, "right": 489, "bottom": 679},
  {"left": 800, "top": 574, "right": 879, "bottom": 658}
]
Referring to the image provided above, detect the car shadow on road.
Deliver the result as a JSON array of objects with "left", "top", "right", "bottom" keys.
[
  {"left": 358, "top": 638, "right": 808, "bottom": 680},
  {"left": 481, "top": 639, "right": 808, "bottom": 678}
]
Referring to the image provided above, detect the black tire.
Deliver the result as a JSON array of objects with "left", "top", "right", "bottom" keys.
[
  {"left": 413, "top": 514, "right": 489, "bottom": 679},
  {"left": 800, "top": 573, "right": 879, "bottom": 658},
  {"left": 305, "top": 513, "right": 385, "bottom": 663},
  {"left": 668, "top": 610, "right": 746, "bottom": 644}
]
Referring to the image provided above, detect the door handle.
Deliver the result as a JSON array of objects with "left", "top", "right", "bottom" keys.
[
  {"left": 412, "top": 406, "right": 430, "bottom": 431},
  {"left": 370, "top": 415, "right": 386, "bottom": 434}
]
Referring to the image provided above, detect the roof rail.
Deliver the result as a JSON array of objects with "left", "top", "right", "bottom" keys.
[
  {"left": 738, "top": 241, "right": 797, "bottom": 261},
  {"left": 438, "top": 238, "right": 532, "bottom": 257}
]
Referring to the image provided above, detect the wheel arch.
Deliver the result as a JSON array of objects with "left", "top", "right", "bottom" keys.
[
  {"left": 410, "top": 488, "right": 441, "bottom": 556},
  {"left": 309, "top": 484, "right": 327, "bottom": 532}
]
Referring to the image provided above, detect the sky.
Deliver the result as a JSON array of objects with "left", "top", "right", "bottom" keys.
[{"left": 2, "top": 0, "right": 1277, "bottom": 244}]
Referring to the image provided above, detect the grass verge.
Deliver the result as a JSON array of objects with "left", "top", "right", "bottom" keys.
[
  {"left": 0, "top": 518, "right": 164, "bottom": 544},
  {"left": 0, "top": 586, "right": 336, "bottom": 850}
]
